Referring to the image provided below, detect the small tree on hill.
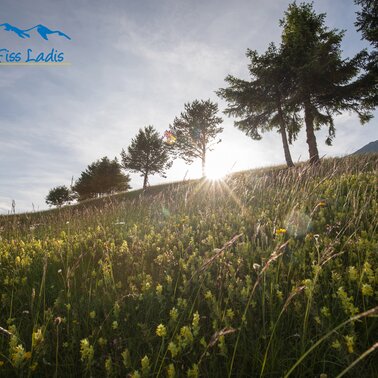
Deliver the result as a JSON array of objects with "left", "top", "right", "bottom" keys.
[
  {"left": 73, "top": 157, "right": 131, "bottom": 201},
  {"left": 46, "top": 185, "right": 73, "bottom": 207},
  {"left": 121, "top": 126, "right": 172, "bottom": 190},
  {"left": 169, "top": 99, "right": 223, "bottom": 177}
]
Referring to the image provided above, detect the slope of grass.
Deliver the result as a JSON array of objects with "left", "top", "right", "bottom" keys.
[{"left": 0, "top": 154, "right": 377, "bottom": 377}]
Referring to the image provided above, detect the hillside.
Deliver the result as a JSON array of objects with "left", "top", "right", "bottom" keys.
[
  {"left": 0, "top": 154, "right": 377, "bottom": 377},
  {"left": 353, "top": 140, "right": 378, "bottom": 155}
]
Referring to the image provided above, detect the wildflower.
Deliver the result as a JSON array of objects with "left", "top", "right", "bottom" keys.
[
  {"left": 113, "top": 302, "right": 120, "bottom": 318},
  {"left": 170, "top": 307, "right": 178, "bottom": 321},
  {"left": 348, "top": 266, "right": 358, "bottom": 281},
  {"left": 361, "top": 283, "right": 374, "bottom": 297},
  {"left": 32, "top": 328, "right": 44, "bottom": 349},
  {"left": 192, "top": 311, "right": 200, "bottom": 329},
  {"left": 168, "top": 341, "right": 179, "bottom": 358},
  {"left": 121, "top": 348, "right": 131, "bottom": 368},
  {"left": 105, "top": 356, "right": 112, "bottom": 376},
  {"left": 275, "top": 228, "right": 287, "bottom": 236},
  {"left": 89, "top": 311, "right": 96, "bottom": 319},
  {"left": 167, "top": 363, "right": 176, "bottom": 378},
  {"left": 320, "top": 306, "right": 331, "bottom": 318},
  {"left": 141, "top": 355, "right": 150, "bottom": 376},
  {"left": 226, "top": 308, "right": 235, "bottom": 320},
  {"left": 131, "top": 371, "right": 141, "bottom": 378},
  {"left": 156, "top": 323, "right": 167, "bottom": 337},
  {"left": 344, "top": 335, "right": 354, "bottom": 353},
  {"left": 11, "top": 344, "right": 28, "bottom": 369},
  {"left": 318, "top": 201, "right": 326, "bottom": 207},
  {"left": 180, "top": 326, "right": 193, "bottom": 346},
  {"left": 156, "top": 284, "right": 163, "bottom": 296},
  {"left": 112, "top": 321, "right": 118, "bottom": 330},
  {"left": 205, "top": 291, "right": 213, "bottom": 301},
  {"left": 80, "top": 338, "right": 94, "bottom": 365},
  {"left": 276, "top": 290, "right": 283, "bottom": 301},
  {"left": 187, "top": 363, "right": 199, "bottom": 378},
  {"left": 331, "top": 339, "right": 341, "bottom": 349}
]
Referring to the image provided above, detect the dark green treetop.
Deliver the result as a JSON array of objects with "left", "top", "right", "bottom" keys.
[{"left": 121, "top": 126, "right": 172, "bottom": 190}]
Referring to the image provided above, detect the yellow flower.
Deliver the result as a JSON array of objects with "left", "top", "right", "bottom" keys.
[
  {"left": 331, "top": 339, "right": 341, "bottom": 349},
  {"left": 168, "top": 341, "right": 179, "bottom": 358},
  {"left": 275, "top": 228, "right": 287, "bottom": 235},
  {"left": 156, "top": 323, "right": 167, "bottom": 337},
  {"left": 361, "top": 284, "right": 374, "bottom": 297},
  {"left": 167, "top": 363, "right": 176, "bottom": 378},
  {"left": 170, "top": 307, "right": 178, "bottom": 321},
  {"left": 89, "top": 311, "right": 96, "bottom": 319},
  {"left": 32, "top": 328, "right": 44, "bottom": 349},
  {"left": 344, "top": 335, "right": 354, "bottom": 353}
]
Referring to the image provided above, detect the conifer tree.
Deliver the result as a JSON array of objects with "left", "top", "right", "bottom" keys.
[
  {"left": 121, "top": 126, "right": 172, "bottom": 190},
  {"left": 170, "top": 99, "right": 223, "bottom": 177}
]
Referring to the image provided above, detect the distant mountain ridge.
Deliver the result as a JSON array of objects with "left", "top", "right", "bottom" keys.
[
  {"left": 0, "top": 23, "right": 70, "bottom": 40},
  {"left": 353, "top": 140, "right": 378, "bottom": 155}
]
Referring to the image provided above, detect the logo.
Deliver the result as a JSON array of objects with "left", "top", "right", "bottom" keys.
[
  {"left": 0, "top": 22, "right": 71, "bottom": 66},
  {"left": 0, "top": 23, "right": 71, "bottom": 40}
]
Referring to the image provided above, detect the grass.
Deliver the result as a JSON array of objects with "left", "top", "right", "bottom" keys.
[{"left": 0, "top": 154, "right": 377, "bottom": 377}]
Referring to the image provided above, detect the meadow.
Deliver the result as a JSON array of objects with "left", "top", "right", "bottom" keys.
[{"left": 0, "top": 154, "right": 377, "bottom": 377}]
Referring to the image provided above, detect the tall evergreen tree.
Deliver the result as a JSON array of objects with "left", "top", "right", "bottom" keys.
[
  {"left": 73, "top": 157, "right": 130, "bottom": 201},
  {"left": 280, "top": 2, "right": 374, "bottom": 164},
  {"left": 354, "top": 0, "right": 378, "bottom": 107},
  {"left": 169, "top": 99, "right": 223, "bottom": 177},
  {"left": 355, "top": 0, "right": 378, "bottom": 47},
  {"left": 121, "top": 126, "right": 172, "bottom": 190},
  {"left": 217, "top": 43, "right": 300, "bottom": 168}
]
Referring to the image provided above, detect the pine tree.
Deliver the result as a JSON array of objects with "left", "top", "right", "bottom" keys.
[
  {"left": 217, "top": 43, "right": 300, "bottom": 168},
  {"left": 73, "top": 157, "right": 131, "bottom": 201},
  {"left": 280, "top": 2, "right": 374, "bottom": 164},
  {"left": 121, "top": 126, "right": 172, "bottom": 190},
  {"left": 170, "top": 99, "right": 223, "bottom": 177}
]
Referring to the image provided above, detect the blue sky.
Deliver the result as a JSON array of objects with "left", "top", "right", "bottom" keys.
[{"left": 0, "top": 0, "right": 377, "bottom": 213}]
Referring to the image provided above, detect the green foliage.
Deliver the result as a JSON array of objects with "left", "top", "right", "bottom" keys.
[
  {"left": 280, "top": 2, "right": 374, "bottom": 163},
  {"left": 217, "top": 43, "right": 299, "bottom": 167},
  {"left": 0, "top": 154, "right": 377, "bottom": 377},
  {"left": 121, "top": 126, "right": 172, "bottom": 190},
  {"left": 45, "top": 185, "right": 73, "bottom": 207},
  {"left": 355, "top": 0, "right": 378, "bottom": 47},
  {"left": 170, "top": 99, "right": 223, "bottom": 176},
  {"left": 73, "top": 157, "right": 131, "bottom": 201},
  {"left": 354, "top": 0, "right": 378, "bottom": 107}
]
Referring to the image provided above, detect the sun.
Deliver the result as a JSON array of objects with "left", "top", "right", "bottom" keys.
[{"left": 205, "top": 162, "right": 228, "bottom": 181}]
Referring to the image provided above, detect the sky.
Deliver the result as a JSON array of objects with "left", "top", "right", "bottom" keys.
[{"left": 0, "top": 0, "right": 377, "bottom": 214}]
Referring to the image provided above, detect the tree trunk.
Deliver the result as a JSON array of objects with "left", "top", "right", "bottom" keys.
[
  {"left": 277, "top": 103, "right": 295, "bottom": 168},
  {"left": 304, "top": 101, "right": 320, "bottom": 165},
  {"left": 279, "top": 124, "right": 295, "bottom": 167},
  {"left": 201, "top": 151, "right": 206, "bottom": 177},
  {"left": 143, "top": 171, "right": 148, "bottom": 190}
]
